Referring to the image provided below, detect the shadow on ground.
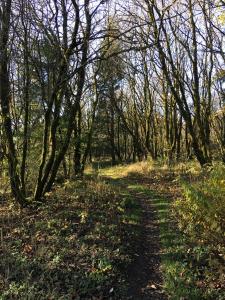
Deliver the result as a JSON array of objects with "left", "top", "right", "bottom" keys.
[{"left": 100, "top": 172, "right": 171, "bottom": 300}]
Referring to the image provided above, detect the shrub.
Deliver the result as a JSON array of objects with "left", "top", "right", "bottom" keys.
[{"left": 173, "top": 164, "right": 225, "bottom": 297}]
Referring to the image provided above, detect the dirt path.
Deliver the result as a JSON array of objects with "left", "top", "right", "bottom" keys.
[
  {"left": 125, "top": 182, "right": 167, "bottom": 300},
  {"left": 103, "top": 169, "right": 178, "bottom": 299}
]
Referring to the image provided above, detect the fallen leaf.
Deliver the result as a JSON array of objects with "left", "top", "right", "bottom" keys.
[{"left": 149, "top": 284, "right": 157, "bottom": 289}]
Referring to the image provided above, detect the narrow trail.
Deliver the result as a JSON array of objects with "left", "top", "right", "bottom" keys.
[
  {"left": 124, "top": 180, "right": 167, "bottom": 300},
  {"left": 103, "top": 171, "right": 175, "bottom": 300}
]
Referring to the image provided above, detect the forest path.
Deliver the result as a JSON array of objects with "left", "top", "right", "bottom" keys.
[
  {"left": 124, "top": 181, "right": 167, "bottom": 299},
  {"left": 101, "top": 169, "right": 178, "bottom": 300}
]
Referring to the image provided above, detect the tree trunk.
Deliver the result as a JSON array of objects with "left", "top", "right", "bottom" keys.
[
  {"left": 74, "top": 104, "right": 82, "bottom": 176},
  {"left": 0, "top": 0, "right": 26, "bottom": 205}
]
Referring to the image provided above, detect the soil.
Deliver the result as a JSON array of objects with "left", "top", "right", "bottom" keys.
[{"left": 125, "top": 186, "right": 166, "bottom": 299}]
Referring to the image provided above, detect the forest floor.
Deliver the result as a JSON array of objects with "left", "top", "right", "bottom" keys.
[{"left": 0, "top": 161, "right": 224, "bottom": 299}]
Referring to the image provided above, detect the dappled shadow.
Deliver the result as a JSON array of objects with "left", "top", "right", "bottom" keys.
[
  {"left": 0, "top": 178, "right": 133, "bottom": 299},
  {"left": 100, "top": 173, "right": 169, "bottom": 299}
]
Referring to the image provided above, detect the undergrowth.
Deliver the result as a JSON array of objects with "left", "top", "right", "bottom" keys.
[
  {"left": 0, "top": 177, "right": 138, "bottom": 299},
  {"left": 1, "top": 160, "right": 224, "bottom": 299},
  {"left": 172, "top": 163, "right": 225, "bottom": 299},
  {"left": 156, "top": 163, "right": 225, "bottom": 300}
]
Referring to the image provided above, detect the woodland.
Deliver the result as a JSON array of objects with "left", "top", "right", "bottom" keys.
[{"left": 0, "top": 0, "right": 225, "bottom": 299}]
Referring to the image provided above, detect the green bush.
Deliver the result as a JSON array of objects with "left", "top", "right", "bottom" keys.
[
  {"left": 173, "top": 164, "right": 225, "bottom": 297},
  {"left": 175, "top": 164, "right": 225, "bottom": 249}
]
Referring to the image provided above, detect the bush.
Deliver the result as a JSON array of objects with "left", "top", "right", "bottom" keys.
[
  {"left": 173, "top": 164, "right": 225, "bottom": 297},
  {"left": 175, "top": 164, "right": 225, "bottom": 248}
]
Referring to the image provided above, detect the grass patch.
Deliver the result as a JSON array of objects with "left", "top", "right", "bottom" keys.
[
  {"left": 154, "top": 195, "right": 205, "bottom": 300},
  {"left": 89, "top": 160, "right": 154, "bottom": 179}
]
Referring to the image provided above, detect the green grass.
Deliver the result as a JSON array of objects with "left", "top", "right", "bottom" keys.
[{"left": 155, "top": 196, "right": 204, "bottom": 299}]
